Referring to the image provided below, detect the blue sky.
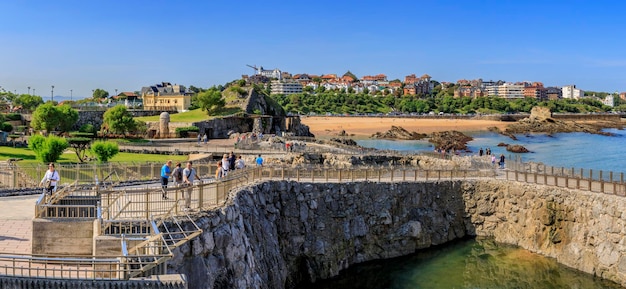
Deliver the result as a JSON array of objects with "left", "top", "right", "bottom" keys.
[{"left": 1, "top": 0, "right": 625, "bottom": 100}]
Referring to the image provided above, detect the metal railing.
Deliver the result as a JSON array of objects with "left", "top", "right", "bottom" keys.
[
  {"left": 505, "top": 158, "right": 626, "bottom": 195},
  {"left": 8, "top": 157, "right": 626, "bottom": 280}
]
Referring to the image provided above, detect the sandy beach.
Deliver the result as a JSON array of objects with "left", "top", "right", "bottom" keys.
[{"left": 300, "top": 116, "right": 510, "bottom": 138}]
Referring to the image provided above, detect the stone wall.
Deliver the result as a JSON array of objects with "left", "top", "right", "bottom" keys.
[
  {"left": 168, "top": 180, "right": 626, "bottom": 289},
  {"left": 169, "top": 180, "right": 473, "bottom": 289}
]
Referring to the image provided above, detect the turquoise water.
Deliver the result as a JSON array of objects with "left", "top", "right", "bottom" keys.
[
  {"left": 309, "top": 131, "right": 626, "bottom": 289},
  {"left": 357, "top": 129, "right": 626, "bottom": 174},
  {"left": 299, "top": 238, "right": 623, "bottom": 289}
]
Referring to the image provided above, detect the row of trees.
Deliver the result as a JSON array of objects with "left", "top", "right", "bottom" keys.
[
  {"left": 270, "top": 93, "right": 614, "bottom": 115},
  {"left": 28, "top": 135, "right": 119, "bottom": 163}
]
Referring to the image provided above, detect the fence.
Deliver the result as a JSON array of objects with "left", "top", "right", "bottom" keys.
[
  {"left": 7, "top": 159, "right": 626, "bottom": 280},
  {"left": 505, "top": 158, "right": 626, "bottom": 195}
]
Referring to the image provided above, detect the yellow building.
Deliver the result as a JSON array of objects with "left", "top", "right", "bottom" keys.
[{"left": 141, "top": 82, "right": 193, "bottom": 111}]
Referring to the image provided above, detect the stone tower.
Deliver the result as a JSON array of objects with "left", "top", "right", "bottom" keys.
[{"left": 160, "top": 112, "right": 170, "bottom": 138}]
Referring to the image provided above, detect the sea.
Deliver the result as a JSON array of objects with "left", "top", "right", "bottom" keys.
[
  {"left": 298, "top": 129, "right": 626, "bottom": 289},
  {"left": 356, "top": 128, "right": 626, "bottom": 175}
]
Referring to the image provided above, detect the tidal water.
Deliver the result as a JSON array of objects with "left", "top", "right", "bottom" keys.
[
  {"left": 357, "top": 128, "right": 626, "bottom": 174},
  {"left": 329, "top": 130, "right": 626, "bottom": 288},
  {"left": 298, "top": 238, "right": 623, "bottom": 289}
]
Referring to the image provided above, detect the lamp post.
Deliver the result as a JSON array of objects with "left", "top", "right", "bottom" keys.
[
  {"left": 32, "top": 88, "right": 35, "bottom": 96},
  {"left": 27, "top": 86, "right": 30, "bottom": 95},
  {"left": 51, "top": 85, "right": 54, "bottom": 102},
  {"left": 70, "top": 89, "right": 73, "bottom": 101},
  {"left": 115, "top": 89, "right": 118, "bottom": 97}
]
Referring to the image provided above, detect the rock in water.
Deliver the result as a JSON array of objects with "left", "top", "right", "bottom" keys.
[
  {"left": 429, "top": 131, "right": 473, "bottom": 151},
  {"left": 506, "top": 144, "right": 530, "bottom": 153},
  {"left": 371, "top": 126, "right": 427, "bottom": 140}
]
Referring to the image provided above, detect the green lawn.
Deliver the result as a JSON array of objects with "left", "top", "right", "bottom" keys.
[
  {"left": 135, "top": 107, "right": 244, "bottom": 123},
  {"left": 0, "top": 147, "right": 187, "bottom": 165}
]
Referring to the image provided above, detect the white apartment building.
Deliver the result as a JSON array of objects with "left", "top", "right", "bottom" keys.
[
  {"left": 485, "top": 83, "right": 524, "bottom": 99},
  {"left": 602, "top": 94, "right": 614, "bottom": 107},
  {"left": 270, "top": 80, "right": 303, "bottom": 95},
  {"left": 562, "top": 85, "right": 584, "bottom": 99}
]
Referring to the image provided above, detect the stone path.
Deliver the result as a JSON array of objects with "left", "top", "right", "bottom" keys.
[{"left": 0, "top": 194, "right": 38, "bottom": 254}]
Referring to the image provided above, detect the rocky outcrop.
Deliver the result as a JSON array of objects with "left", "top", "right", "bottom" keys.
[
  {"left": 429, "top": 130, "right": 473, "bottom": 151},
  {"left": 506, "top": 144, "right": 529, "bottom": 153},
  {"left": 329, "top": 138, "right": 358, "bottom": 146},
  {"left": 285, "top": 153, "right": 491, "bottom": 170},
  {"left": 371, "top": 126, "right": 427, "bottom": 140},
  {"left": 500, "top": 106, "right": 621, "bottom": 139},
  {"left": 168, "top": 180, "right": 626, "bottom": 288}
]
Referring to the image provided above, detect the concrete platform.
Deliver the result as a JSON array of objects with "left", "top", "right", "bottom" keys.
[{"left": 0, "top": 194, "right": 38, "bottom": 254}]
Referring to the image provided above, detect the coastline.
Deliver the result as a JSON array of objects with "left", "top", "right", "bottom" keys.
[{"left": 299, "top": 116, "right": 510, "bottom": 139}]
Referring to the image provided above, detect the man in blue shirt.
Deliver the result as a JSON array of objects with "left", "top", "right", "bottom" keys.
[
  {"left": 255, "top": 154, "right": 263, "bottom": 166},
  {"left": 161, "top": 160, "right": 172, "bottom": 199}
]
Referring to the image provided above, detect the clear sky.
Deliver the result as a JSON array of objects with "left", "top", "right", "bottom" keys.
[{"left": 1, "top": 0, "right": 625, "bottom": 100}]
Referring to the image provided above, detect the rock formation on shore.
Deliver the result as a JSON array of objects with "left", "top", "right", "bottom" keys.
[
  {"left": 429, "top": 130, "right": 473, "bottom": 151},
  {"left": 506, "top": 144, "right": 529, "bottom": 153},
  {"left": 371, "top": 126, "right": 473, "bottom": 151},
  {"left": 371, "top": 126, "right": 427, "bottom": 140},
  {"left": 494, "top": 106, "right": 620, "bottom": 139}
]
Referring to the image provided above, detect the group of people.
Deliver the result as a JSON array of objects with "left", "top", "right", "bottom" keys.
[
  {"left": 215, "top": 152, "right": 247, "bottom": 179},
  {"left": 197, "top": 133, "right": 208, "bottom": 145},
  {"left": 479, "top": 148, "right": 505, "bottom": 169},
  {"left": 160, "top": 160, "right": 197, "bottom": 210}
]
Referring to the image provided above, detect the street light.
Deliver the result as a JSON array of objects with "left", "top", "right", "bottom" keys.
[
  {"left": 70, "top": 89, "right": 73, "bottom": 101},
  {"left": 27, "top": 86, "right": 30, "bottom": 95},
  {"left": 51, "top": 85, "right": 54, "bottom": 102},
  {"left": 32, "top": 88, "right": 35, "bottom": 96}
]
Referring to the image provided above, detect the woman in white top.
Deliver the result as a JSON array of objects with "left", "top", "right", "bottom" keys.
[{"left": 40, "top": 163, "right": 60, "bottom": 194}]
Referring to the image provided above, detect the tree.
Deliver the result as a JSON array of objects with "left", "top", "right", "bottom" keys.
[
  {"left": 14, "top": 94, "right": 44, "bottom": 111},
  {"left": 58, "top": 105, "right": 79, "bottom": 132},
  {"left": 31, "top": 103, "right": 61, "bottom": 133},
  {"left": 196, "top": 88, "right": 225, "bottom": 115},
  {"left": 103, "top": 105, "right": 136, "bottom": 135},
  {"left": 92, "top": 88, "right": 109, "bottom": 100},
  {"left": 28, "top": 134, "right": 69, "bottom": 163},
  {"left": 67, "top": 137, "right": 92, "bottom": 162},
  {"left": 31, "top": 103, "right": 78, "bottom": 134},
  {"left": 91, "top": 141, "right": 119, "bottom": 163}
]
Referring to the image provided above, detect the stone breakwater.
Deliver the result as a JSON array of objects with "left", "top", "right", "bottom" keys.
[{"left": 168, "top": 180, "right": 626, "bottom": 289}]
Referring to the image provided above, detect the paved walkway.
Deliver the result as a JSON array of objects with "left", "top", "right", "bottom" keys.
[{"left": 0, "top": 194, "right": 38, "bottom": 254}]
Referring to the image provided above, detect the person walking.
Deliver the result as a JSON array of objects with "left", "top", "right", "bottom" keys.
[
  {"left": 215, "top": 161, "right": 225, "bottom": 179},
  {"left": 256, "top": 154, "right": 264, "bottom": 167},
  {"left": 221, "top": 154, "right": 230, "bottom": 176},
  {"left": 479, "top": 148, "right": 483, "bottom": 156},
  {"left": 203, "top": 134, "right": 208, "bottom": 144},
  {"left": 491, "top": 155, "right": 496, "bottom": 167},
  {"left": 39, "top": 163, "right": 60, "bottom": 195},
  {"left": 171, "top": 162, "right": 184, "bottom": 197},
  {"left": 499, "top": 154, "right": 506, "bottom": 169},
  {"left": 228, "top": 152, "right": 236, "bottom": 171},
  {"left": 182, "top": 161, "right": 197, "bottom": 210},
  {"left": 161, "top": 160, "right": 172, "bottom": 199},
  {"left": 235, "top": 155, "right": 245, "bottom": 170}
]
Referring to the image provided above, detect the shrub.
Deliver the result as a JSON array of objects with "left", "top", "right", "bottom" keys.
[
  {"left": 91, "top": 141, "right": 119, "bottom": 163},
  {"left": 5, "top": 113, "right": 22, "bottom": 121},
  {"left": 175, "top": 126, "right": 199, "bottom": 138},
  {"left": 79, "top": 124, "right": 96, "bottom": 134},
  {"left": 27, "top": 134, "right": 69, "bottom": 163},
  {"left": 0, "top": 122, "right": 13, "bottom": 132}
]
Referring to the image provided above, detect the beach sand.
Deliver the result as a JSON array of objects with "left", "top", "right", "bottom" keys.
[{"left": 300, "top": 116, "right": 510, "bottom": 138}]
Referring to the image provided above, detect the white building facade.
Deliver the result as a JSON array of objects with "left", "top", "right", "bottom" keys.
[
  {"left": 562, "top": 85, "right": 584, "bottom": 99},
  {"left": 270, "top": 80, "right": 303, "bottom": 95}
]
